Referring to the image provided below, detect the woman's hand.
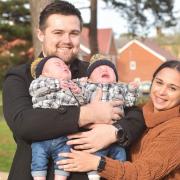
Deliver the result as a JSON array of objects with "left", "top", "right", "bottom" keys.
[
  {"left": 57, "top": 149, "right": 100, "bottom": 172},
  {"left": 67, "top": 124, "right": 118, "bottom": 153}
]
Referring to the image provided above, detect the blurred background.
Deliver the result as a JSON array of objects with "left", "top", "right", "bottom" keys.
[{"left": 0, "top": 0, "right": 180, "bottom": 178}]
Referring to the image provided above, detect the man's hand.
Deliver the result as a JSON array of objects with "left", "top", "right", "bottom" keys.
[
  {"left": 79, "top": 88, "right": 123, "bottom": 127},
  {"left": 67, "top": 124, "right": 118, "bottom": 153}
]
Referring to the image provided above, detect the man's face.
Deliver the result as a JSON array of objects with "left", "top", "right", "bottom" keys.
[
  {"left": 42, "top": 57, "right": 72, "bottom": 80},
  {"left": 89, "top": 65, "right": 116, "bottom": 83},
  {"left": 37, "top": 14, "right": 81, "bottom": 65}
]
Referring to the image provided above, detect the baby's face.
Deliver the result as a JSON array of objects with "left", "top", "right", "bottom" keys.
[
  {"left": 42, "top": 57, "right": 71, "bottom": 80},
  {"left": 89, "top": 65, "right": 116, "bottom": 83}
]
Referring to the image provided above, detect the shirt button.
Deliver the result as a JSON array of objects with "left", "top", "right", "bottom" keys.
[{"left": 58, "top": 106, "right": 67, "bottom": 113}]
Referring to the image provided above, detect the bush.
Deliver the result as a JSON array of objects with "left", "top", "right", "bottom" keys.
[
  {"left": 0, "top": 43, "right": 32, "bottom": 89},
  {"left": 0, "top": 24, "right": 32, "bottom": 41}
]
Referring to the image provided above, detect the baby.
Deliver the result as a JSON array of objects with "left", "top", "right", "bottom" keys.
[
  {"left": 76, "top": 54, "right": 137, "bottom": 113},
  {"left": 30, "top": 56, "right": 86, "bottom": 180},
  {"left": 29, "top": 54, "right": 138, "bottom": 180}
]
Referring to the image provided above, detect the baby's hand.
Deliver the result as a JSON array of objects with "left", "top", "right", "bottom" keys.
[
  {"left": 128, "top": 81, "right": 139, "bottom": 90},
  {"left": 59, "top": 80, "right": 81, "bottom": 93},
  {"left": 59, "top": 80, "right": 69, "bottom": 90},
  {"left": 69, "top": 82, "right": 81, "bottom": 94}
]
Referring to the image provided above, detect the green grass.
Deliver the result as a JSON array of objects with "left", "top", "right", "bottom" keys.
[
  {"left": 0, "top": 120, "right": 16, "bottom": 172},
  {"left": 0, "top": 92, "right": 2, "bottom": 106},
  {"left": 0, "top": 91, "right": 16, "bottom": 172}
]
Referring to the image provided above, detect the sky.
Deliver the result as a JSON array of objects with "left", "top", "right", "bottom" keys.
[{"left": 67, "top": 0, "right": 180, "bottom": 37}]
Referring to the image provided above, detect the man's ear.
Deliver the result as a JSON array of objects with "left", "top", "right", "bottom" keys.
[{"left": 37, "top": 28, "right": 44, "bottom": 42}]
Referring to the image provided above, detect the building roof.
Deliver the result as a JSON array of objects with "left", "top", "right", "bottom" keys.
[
  {"left": 80, "top": 27, "right": 113, "bottom": 54},
  {"left": 118, "top": 39, "right": 178, "bottom": 61}
]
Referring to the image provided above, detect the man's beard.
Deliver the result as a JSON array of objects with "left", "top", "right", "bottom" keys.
[
  {"left": 46, "top": 51, "right": 77, "bottom": 65},
  {"left": 55, "top": 44, "right": 78, "bottom": 65},
  {"left": 60, "top": 53, "right": 77, "bottom": 65}
]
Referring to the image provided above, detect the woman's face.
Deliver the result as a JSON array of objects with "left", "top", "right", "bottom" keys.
[{"left": 150, "top": 67, "right": 180, "bottom": 112}]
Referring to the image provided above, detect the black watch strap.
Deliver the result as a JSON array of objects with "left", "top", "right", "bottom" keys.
[{"left": 97, "top": 156, "right": 106, "bottom": 172}]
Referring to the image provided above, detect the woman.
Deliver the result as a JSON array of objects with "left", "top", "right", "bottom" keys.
[{"left": 58, "top": 60, "right": 180, "bottom": 180}]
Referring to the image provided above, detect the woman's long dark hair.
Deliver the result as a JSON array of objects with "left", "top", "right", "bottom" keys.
[{"left": 152, "top": 60, "right": 180, "bottom": 82}]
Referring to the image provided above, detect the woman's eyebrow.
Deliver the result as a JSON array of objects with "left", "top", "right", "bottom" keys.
[
  {"left": 155, "top": 77, "right": 180, "bottom": 89},
  {"left": 169, "top": 84, "right": 180, "bottom": 89}
]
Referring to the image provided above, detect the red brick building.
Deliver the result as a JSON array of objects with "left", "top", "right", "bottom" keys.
[
  {"left": 117, "top": 39, "right": 178, "bottom": 82},
  {"left": 79, "top": 27, "right": 117, "bottom": 63}
]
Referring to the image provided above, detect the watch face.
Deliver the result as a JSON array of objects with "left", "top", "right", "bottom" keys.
[
  {"left": 113, "top": 123, "right": 123, "bottom": 137},
  {"left": 118, "top": 129, "right": 124, "bottom": 140},
  {"left": 114, "top": 122, "right": 122, "bottom": 130}
]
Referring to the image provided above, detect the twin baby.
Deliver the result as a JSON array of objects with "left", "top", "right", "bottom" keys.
[{"left": 30, "top": 54, "right": 139, "bottom": 180}]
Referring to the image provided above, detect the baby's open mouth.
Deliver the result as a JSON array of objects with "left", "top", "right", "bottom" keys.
[{"left": 102, "top": 74, "right": 109, "bottom": 78}]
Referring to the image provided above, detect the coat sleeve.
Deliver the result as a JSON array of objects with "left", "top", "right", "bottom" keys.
[
  {"left": 117, "top": 106, "right": 146, "bottom": 147},
  {"left": 3, "top": 70, "right": 80, "bottom": 142}
]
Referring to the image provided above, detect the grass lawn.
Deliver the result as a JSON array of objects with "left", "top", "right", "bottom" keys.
[
  {"left": 0, "top": 120, "right": 16, "bottom": 172},
  {"left": 0, "top": 91, "right": 16, "bottom": 172}
]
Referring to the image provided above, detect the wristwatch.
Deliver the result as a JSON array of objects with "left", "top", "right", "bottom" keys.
[
  {"left": 97, "top": 156, "right": 106, "bottom": 172},
  {"left": 112, "top": 121, "right": 129, "bottom": 146}
]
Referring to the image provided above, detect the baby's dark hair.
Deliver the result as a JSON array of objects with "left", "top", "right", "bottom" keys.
[
  {"left": 39, "top": 1, "right": 83, "bottom": 30},
  {"left": 152, "top": 60, "right": 180, "bottom": 82}
]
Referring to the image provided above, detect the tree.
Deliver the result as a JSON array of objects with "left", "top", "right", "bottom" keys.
[
  {"left": 29, "top": 0, "right": 54, "bottom": 58},
  {"left": 75, "top": 0, "right": 99, "bottom": 55},
  {"left": 102, "top": 0, "right": 177, "bottom": 37},
  {"left": 0, "top": 0, "right": 31, "bottom": 40},
  {"left": 89, "top": 0, "right": 98, "bottom": 55},
  {"left": 0, "top": 0, "right": 33, "bottom": 88},
  {"left": 144, "top": 0, "right": 176, "bottom": 36}
]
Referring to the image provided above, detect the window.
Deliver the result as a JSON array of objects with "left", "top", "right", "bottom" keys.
[{"left": 130, "top": 61, "right": 136, "bottom": 70}]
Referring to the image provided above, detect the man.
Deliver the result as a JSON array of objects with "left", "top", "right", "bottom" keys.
[{"left": 3, "top": 1, "right": 145, "bottom": 180}]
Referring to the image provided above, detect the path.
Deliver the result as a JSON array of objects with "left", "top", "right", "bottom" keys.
[{"left": 0, "top": 171, "right": 8, "bottom": 180}]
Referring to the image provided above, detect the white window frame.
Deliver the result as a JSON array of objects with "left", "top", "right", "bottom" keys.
[{"left": 129, "top": 61, "right": 136, "bottom": 70}]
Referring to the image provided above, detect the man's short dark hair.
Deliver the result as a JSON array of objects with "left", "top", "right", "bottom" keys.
[{"left": 39, "top": 1, "right": 83, "bottom": 30}]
